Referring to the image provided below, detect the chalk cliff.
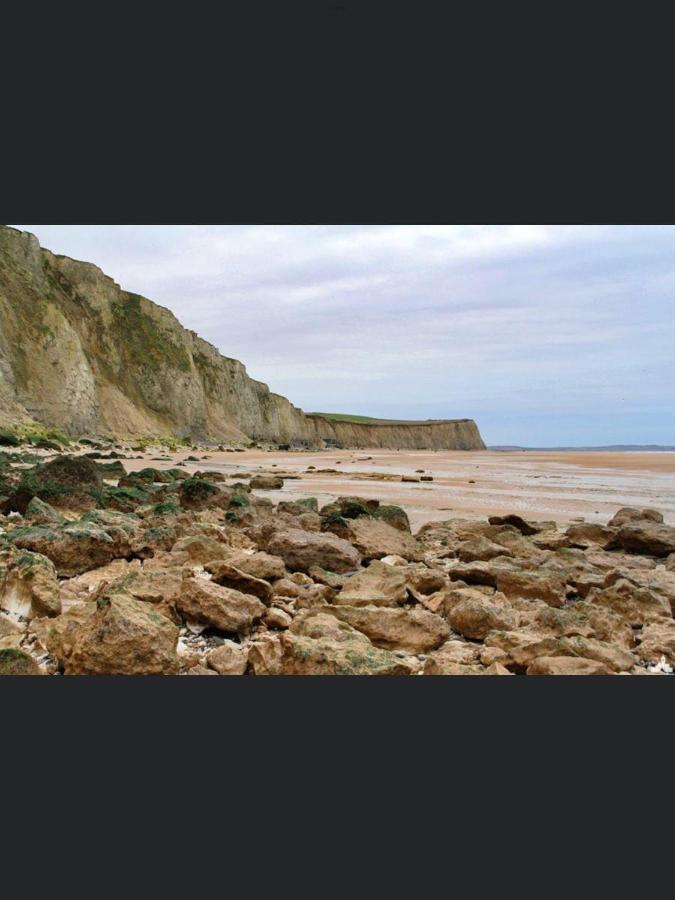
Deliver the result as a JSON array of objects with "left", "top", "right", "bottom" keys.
[{"left": 0, "top": 226, "right": 485, "bottom": 450}]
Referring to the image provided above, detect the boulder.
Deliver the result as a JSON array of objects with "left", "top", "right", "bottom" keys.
[
  {"left": 635, "top": 620, "right": 675, "bottom": 666},
  {"left": 605, "top": 522, "right": 675, "bottom": 558},
  {"left": 205, "top": 561, "right": 273, "bottom": 603},
  {"left": 172, "top": 535, "right": 230, "bottom": 564},
  {"left": 423, "top": 640, "right": 485, "bottom": 675},
  {"left": 24, "top": 497, "right": 67, "bottom": 525},
  {"left": 225, "top": 551, "right": 286, "bottom": 582},
  {"left": 267, "top": 527, "right": 361, "bottom": 574},
  {"left": 447, "top": 595, "right": 517, "bottom": 640},
  {"left": 206, "top": 640, "right": 249, "bottom": 675},
  {"left": 176, "top": 577, "right": 265, "bottom": 634},
  {"left": 608, "top": 507, "right": 664, "bottom": 527},
  {"left": 0, "top": 545, "right": 61, "bottom": 621},
  {"left": 250, "top": 474, "right": 284, "bottom": 490},
  {"left": 0, "top": 648, "right": 41, "bottom": 675},
  {"left": 494, "top": 568, "right": 568, "bottom": 608},
  {"left": 526, "top": 656, "right": 612, "bottom": 675},
  {"left": 9, "top": 455, "right": 103, "bottom": 513},
  {"left": 566, "top": 523, "right": 616, "bottom": 547},
  {"left": 279, "top": 630, "right": 416, "bottom": 675},
  {"left": 63, "top": 593, "right": 179, "bottom": 675},
  {"left": 264, "top": 607, "right": 293, "bottom": 629},
  {"left": 488, "top": 515, "right": 553, "bottom": 536},
  {"left": 324, "top": 604, "right": 449, "bottom": 653},
  {"left": 7, "top": 520, "right": 134, "bottom": 577},
  {"left": 248, "top": 634, "right": 285, "bottom": 675},
  {"left": 335, "top": 560, "right": 408, "bottom": 607},
  {"left": 588, "top": 578, "right": 671, "bottom": 625},
  {"left": 457, "top": 535, "right": 513, "bottom": 562},
  {"left": 343, "top": 517, "right": 424, "bottom": 562}
]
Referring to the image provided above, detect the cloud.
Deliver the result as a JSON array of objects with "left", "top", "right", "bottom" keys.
[{"left": 11, "top": 224, "right": 675, "bottom": 445}]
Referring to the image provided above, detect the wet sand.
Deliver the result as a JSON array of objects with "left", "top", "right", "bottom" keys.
[{"left": 125, "top": 449, "right": 675, "bottom": 531}]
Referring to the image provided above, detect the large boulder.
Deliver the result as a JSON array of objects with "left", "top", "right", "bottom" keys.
[
  {"left": 58, "top": 594, "right": 180, "bottom": 675},
  {"left": 324, "top": 604, "right": 449, "bottom": 654},
  {"left": 566, "top": 523, "right": 616, "bottom": 547},
  {"left": 279, "top": 630, "right": 416, "bottom": 675},
  {"left": 494, "top": 568, "right": 568, "bottom": 608},
  {"left": 447, "top": 595, "right": 517, "bottom": 640},
  {"left": 176, "top": 577, "right": 265, "bottom": 634},
  {"left": 526, "top": 656, "right": 612, "bottom": 676},
  {"left": 171, "top": 534, "right": 230, "bottom": 565},
  {"left": 0, "top": 545, "right": 61, "bottom": 621},
  {"left": 335, "top": 560, "right": 408, "bottom": 607},
  {"left": 486, "top": 632, "right": 634, "bottom": 673},
  {"left": 250, "top": 474, "right": 284, "bottom": 490},
  {"left": 457, "top": 535, "right": 513, "bottom": 562},
  {"left": 222, "top": 551, "right": 286, "bottom": 581},
  {"left": 608, "top": 508, "right": 664, "bottom": 528},
  {"left": 635, "top": 620, "right": 675, "bottom": 666},
  {"left": 9, "top": 455, "right": 103, "bottom": 513},
  {"left": 588, "top": 578, "right": 671, "bottom": 625},
  {"left": 206, "top": 641, "right": 249, "bottom": 675},
  {"left": 0, "top": 648, "right": 41, "bottom": 675},
  {"left": 267, "top": 527, "right": 361, "bottom": 574},
  {"left": 341, "top": 517, "right": 424, "bottom": 562},
  {"left": 488, "top": 515, "right": 553, "bottom": 536},
  {"left": 205, "top": 561, "right": 273, "bottom": 603},
  {"left": 605, "top": 522, "right": 675, "bottom": 558},
  {"left": 6, "top": 520, "right": 135, "bottom": 577},
  {"left": 422, "top": 640, "right": 484, "bottom": 675}
]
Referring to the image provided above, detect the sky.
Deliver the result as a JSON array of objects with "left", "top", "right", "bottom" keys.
[{"left": 10, "top": 224, "right": 675, "bottom": 447}]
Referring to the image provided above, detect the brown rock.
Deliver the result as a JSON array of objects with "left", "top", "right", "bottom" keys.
[
  {"left": 186, "top": 664, "right": 218, "bottom": 675},
  {"left": 526, "top": 656, "right": 612, "bottom": 675},
  {"left": 488, "top": 515, "right": 553, "bottom": 536},
  {"left": 264, "top": 607, "right": 293, "bottom": 629},
  {"left": 448, "top": 595, "right": 517, "bottom": 640},
  {"left": 177, "top": 578, "right": 265, "bottom": 634},
  {"left": 279, "top": 630, "right": 416, "bottom": 675},
  {"left": 605, "top": 522, "right": 675, "bottom": 558},
  {"left": 0, "top": 545, "right": 61, "bottom": 621},
  {"left": 324, "top": 604, "right": 449, "bottom": 654},
  {"left": 457, "top": 535, "right": 513, "bottom": 562},
  {"left": 608, "top": 507, "right": 664, "bottom": 527},
  {"left": 205, "top": 561, "right": 273, "bottom": 603},
  {"left": 566, "top": 523, "right": 615, "bottom": 547},
  {"left": 250, "top": 474, "right": 284, "bottom": 490},
  {"left": 588, "top": 578, "right": 671, "bottom": 625},
  {"left": 64, "top": 594, "right": 179, "bottom": 675},
  {"left": 336, "top": 560, "right": 408, "bottom": 607},
  {"left": 206, "top": 640, "right": 249, "bottom": 674},
  {"left": 172, "top": 535, "right": 230, "bottom": 565},
  {"left": 226, "top": 551, "right": 286, "bottom": 581},
  {"left": 495, "top": 568, "right": 567, "bottom": 608},
  {"left": 635, "top": 620, "right": 675, "bottom": 666},
  {"left": 344, "top": 517, "right": 424, "bottom": 562},
  {"left": 248, "top": 634, "right": 284, "bottom": 675},
  {"left": 267, "top": 527, "right": 361, "bottom": 574},
  {"left": 0, "top": 648, "right": 41, "bottom": 675}
]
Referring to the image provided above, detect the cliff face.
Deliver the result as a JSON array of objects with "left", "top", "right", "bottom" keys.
[{"left": 0, "top": 226, "right": 485, "bottom": 450}]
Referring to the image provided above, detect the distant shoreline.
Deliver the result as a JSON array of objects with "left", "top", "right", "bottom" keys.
[{"left": 489, "top": 445, "right": 675, "bottom": 452}]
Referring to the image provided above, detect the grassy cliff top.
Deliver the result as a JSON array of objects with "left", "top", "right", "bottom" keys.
[{"left": 307, "top": 412, "right": 470, "bottom": 425}]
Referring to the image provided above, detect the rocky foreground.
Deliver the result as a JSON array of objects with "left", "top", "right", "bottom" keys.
[{"left": 1, "top": 445, "right": 674, "bottom": 676}]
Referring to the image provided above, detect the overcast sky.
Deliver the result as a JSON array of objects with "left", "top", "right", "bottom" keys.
[{"left": 11, "top": 225, "right": 675, "bottom": 446}]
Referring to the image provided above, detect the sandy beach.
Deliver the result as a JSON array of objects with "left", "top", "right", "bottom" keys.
[{"left": 125, "top": 448, "right": 675, "bottom": 531}]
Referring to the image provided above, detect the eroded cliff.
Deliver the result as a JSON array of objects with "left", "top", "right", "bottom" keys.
[{"left": 0, "top": 226, "right": 485, "bottom": 450}]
